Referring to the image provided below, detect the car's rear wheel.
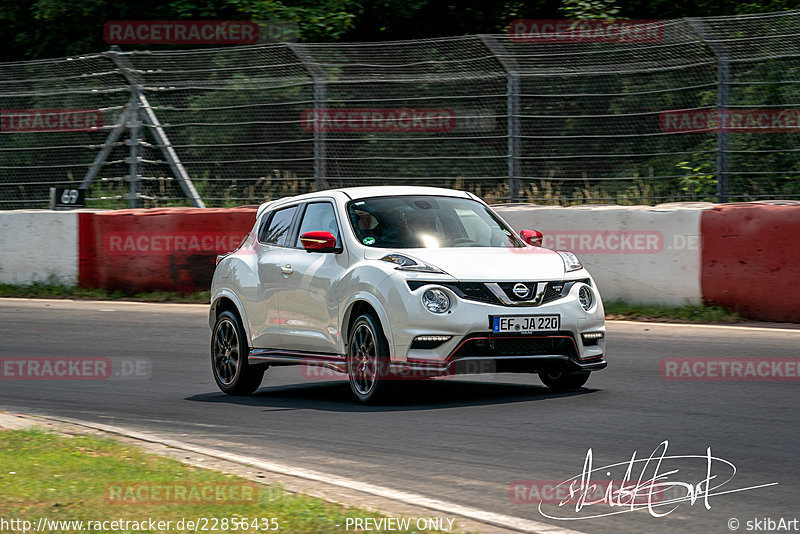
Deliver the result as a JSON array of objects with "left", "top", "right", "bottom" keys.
[
  {"left": 538, "top": 369, "right": 590, "bottom": 391},
  {"left": 212, "top": 310, "right": 265, "bottom": 395},
  {"left": 347, "top": 313, "right": 393, "bottom": 404}
]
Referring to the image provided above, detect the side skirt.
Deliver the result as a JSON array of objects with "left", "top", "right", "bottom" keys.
[{"left": 248, "top": 348, "right": 347, "bottom": 374}]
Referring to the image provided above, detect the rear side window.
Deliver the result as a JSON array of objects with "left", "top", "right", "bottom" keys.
[{"left": 259, "top": 205, "right": 298, "bottom": 246}]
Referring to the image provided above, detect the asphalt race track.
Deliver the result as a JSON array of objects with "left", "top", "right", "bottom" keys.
[{"left": 1, "top": 298, "right": 798, "bottom": 534}]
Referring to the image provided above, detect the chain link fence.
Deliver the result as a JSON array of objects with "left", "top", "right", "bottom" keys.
[{"left": 1, "top": 10, "right": 800, "bottom": 209}]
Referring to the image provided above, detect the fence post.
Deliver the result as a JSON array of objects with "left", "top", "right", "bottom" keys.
[
  {"left": 507, "top": 72, "right": 521, "bottom": 202},
  {"left": 79, "top": 118, "right": 127, "bottom": 192},
  {"left": 106, "top": 47, "right": 206, "bottom": 208},
  {"left": 688, "top": 18, "right": 731, "bottom": 203},
  {"left": 716, "top": 58, "right": 731, "bottom": 203},
  {"left": 313, "top": 81, "right": 327, "bottom": 190},
  {"left": 288, "top": 43, "right": 327, "bottom": 191},
  {"left": 480, "top": 35, "right": 520, "bottom": 202},
  {"left": 125, "top": 91, "right": 142, "bottom": 208}
]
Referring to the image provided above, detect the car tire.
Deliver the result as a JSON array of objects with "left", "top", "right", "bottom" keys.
[
  {"left": 538, "top": 369, "right": 590, "bottom": 391},
  {"left": 211, "top": 310, "right": 265, "bottom": 395},
  {"left": 347, "top": 313, "right": 394, "bottom": 404}
]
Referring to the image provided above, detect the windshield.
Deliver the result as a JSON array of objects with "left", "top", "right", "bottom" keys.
[{"left": 347, "top": 195, "right": 523, "bottom": 249}]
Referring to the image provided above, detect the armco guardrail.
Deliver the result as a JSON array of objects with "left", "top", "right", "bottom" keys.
[{"left": 0, "top": 202, "right": 797, "bottom": 322}]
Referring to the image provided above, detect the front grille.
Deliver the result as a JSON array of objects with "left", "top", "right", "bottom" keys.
[
  {"left": 542, "top": 282, "right": 565, "bottom": 303},
  {"left": 451, "top": 282, "right": 498, "bottom": 304},
  {"left": 498, "top": 281, "right": 538, "bottom": 301},
  {"left": 407, "top": 278, "right": 591, "bottom": 306},
  {"left": 541, "top": 279, "right": 590, "bottom": 304},
  {"left": 451, "top": 333, "right": 578, "bottom": 359},
  {"left": 495, "top": 280, "right": 574, "bottom": 304},
  {"left": 407, "top": 281, "right": 500, "bottom": 304}
]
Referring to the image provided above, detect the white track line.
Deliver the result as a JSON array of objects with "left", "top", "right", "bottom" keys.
[
  {"left": 21, "top": 414, "right": 586, "bottom": 534},
  {"left": 0, "top": 297, "right": 208, "bottom": 309}
]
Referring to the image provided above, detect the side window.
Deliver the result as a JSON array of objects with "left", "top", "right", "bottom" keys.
[
  {"left": 259, "top": 205, "right": 298, "bottom": 246},
  {"left": 295, "top": 202, "right": 340, "bottom": 247}
]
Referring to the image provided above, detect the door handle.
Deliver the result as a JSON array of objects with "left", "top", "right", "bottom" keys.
[{"left": 280, "top": 264, "right": 293, "bottom": 275}]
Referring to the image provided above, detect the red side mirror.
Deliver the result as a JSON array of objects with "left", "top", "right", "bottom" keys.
[
  {"left": 300, "top": 231, "right": 338, "bottom": 252},
  {"left": 520, "top": 229, "right": 543, "bottom": 247}
]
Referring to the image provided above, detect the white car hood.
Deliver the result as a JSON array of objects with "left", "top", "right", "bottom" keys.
[{"left": 367, "top": 247, "right": 567, "bottom": 281}]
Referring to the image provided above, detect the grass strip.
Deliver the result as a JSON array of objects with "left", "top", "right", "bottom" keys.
[
  {"left": 0, "top": 281, "right": 209, "bottom": 304},
  {"left": 0, "top": 428, "right": 454, "bottom": 533},
  {"left": 603, "top": 301, "right": 741, "bottom": 323}
]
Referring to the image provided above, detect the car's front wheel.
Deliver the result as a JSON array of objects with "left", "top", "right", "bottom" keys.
[
  {"left": 347, "top": 313, "right": 394, "bottom": 404},
  {"left": 538, "top": 369, "right": 590, "bottom": 391},
  {"left": 211, "top": 310, "right": 265, "bottom": 395}
]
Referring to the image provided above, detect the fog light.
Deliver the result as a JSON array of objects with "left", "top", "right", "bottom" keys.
[
  {"left": 581, "top": 331, "right": 604, "bottom": 346},
  {"left": 415, "top": 335, "right": 451, "bottom": 342},
  {"left": 578, "top": 285, "right": 594, "bottom": 311},
  {"left": 422, "top": 288, "right": 451, "bottom": 313}
]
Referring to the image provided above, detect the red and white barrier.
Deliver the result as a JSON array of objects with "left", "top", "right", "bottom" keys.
[
  {"left": 78, "top": 207, "right": 255, "bottom": 293},
  {"left": 497, "top": 201, "right": 800, "bottom": 321},
  {"left": 701, "top": 202, "right": 800, "bottom": 322},
  {"left": 495, "top": 204, "right": 706, "bottom": 307},
  {"left": 1, "top": 201, "right": 798, "bottom": 322},
  {"left": 0, "top": 211, "right": 79, "bottom": 285}
]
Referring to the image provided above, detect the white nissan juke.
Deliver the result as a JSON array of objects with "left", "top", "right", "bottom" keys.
[{"left": 209, "top": 186, "right": 606, "bottom": 403}]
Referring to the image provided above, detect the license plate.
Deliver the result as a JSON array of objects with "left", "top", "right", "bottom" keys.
[{"left": 492, "top": 315, "right": 560, "bottom": 333}]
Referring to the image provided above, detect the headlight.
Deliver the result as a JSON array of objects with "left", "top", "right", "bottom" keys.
[
  {"left": 557, "top": 251, "right": 583, "bottom": 272},
  {"left": 422, "top": 288, "right": 451, "bottom": 313},
  {"left": 381, "top": 253, "right": 447, "bottom": 274},
  {"left": 578, "top": 285, "right": 594, "bottom": 311}
]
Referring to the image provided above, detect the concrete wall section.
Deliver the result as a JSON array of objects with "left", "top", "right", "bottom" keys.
[
  {"left": 495, "top": 204, "right": 708, "bottom": 306},
  {"left": 0, "top": 210, "right": 78, "bottom": 285},
  {"left": 3, "top": 202, "right": 798, "bottom": 324}
]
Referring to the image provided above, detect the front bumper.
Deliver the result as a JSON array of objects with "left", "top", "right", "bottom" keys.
[
  {"left": 378, "top": 273, "right": 607, "bottom": 375},
  {"left": 391, "top": 352, "right": 607, "bottom": 377}
]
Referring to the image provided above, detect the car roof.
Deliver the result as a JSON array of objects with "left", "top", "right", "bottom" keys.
[
  {"left": 334, "top": 186, "right": 473, "bottom": 200},
  {"left": 257, "top": 186, "right": 473, "bottom": 215}
]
